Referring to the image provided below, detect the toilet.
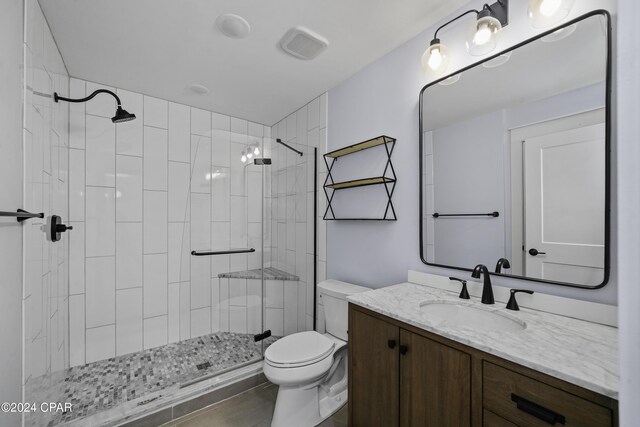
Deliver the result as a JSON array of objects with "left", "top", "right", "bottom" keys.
[{"left": 263, "top": 279, "right": 370, "bottom": 427}]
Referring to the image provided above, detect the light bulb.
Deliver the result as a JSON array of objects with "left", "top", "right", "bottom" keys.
[
  {"left": 528, "top": 0, "right": 574, "bottom": 28},
  {"left": 247, "top": 152, "right": 253, "bottom": 159},
  {"left": 473, "top": 22, "right": 492, "bottom": 46},
  {"left": 466, "top": 15, "right": 501, "bottom": 56},
  {"left": 254, "top": 147, "right": 260, "bottom": 156},
  {"left": 241, "top": 155, "right": 247, "bottom": 163},
  {"left": 428, "top": 48, "right": 442, "bottom": 70},
  {"left": 539, "top": 0, "right": 561, "bottom": 17},
  {"left": 421, "top": 39, "right": 449, "bottom": 76}
]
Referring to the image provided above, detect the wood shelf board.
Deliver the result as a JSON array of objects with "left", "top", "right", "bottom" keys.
[
  {"left": 324, "top": 135, "right": 395, "bottom": 158},
  {"left": 324, "top": 176, "right": 395, "bottom": 190}
]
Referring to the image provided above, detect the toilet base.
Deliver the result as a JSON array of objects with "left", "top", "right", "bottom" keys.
[{"left": 270, "top": 384, "right": 347, "bottom": 427}]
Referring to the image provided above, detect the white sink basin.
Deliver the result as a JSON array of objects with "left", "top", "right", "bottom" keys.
[{"left": 420, "top": 301, "right": 526, "bottom": 332}]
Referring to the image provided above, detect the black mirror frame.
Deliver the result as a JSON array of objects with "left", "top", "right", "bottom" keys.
[{"left": 418, "top": 10, "right": 612, "bottom": 290}]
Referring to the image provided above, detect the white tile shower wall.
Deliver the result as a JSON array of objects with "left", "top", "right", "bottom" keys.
[
  {"left": 270, "top": 93, "right": 328, "bottom": 333},
  {"left": 22, "top": 0, "right": 71, "bottom": 425},
  {"left": 70, "top": 78, "right": 315, "bottom": 364}
]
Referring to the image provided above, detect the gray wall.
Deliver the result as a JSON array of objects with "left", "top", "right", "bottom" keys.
[
  {"left": 0, "top": 0, "right": 24, "bottom": 425},
  {"left": 327, "top": 0, "right": 618, "bottom": 305},
  {"left": 617, "top": 0, "right": 640, "bottom": 424}
]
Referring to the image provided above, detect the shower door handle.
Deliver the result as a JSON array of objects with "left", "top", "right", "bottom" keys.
[{"left": 191, "top": 248, "right": 255, "bottom": 256}]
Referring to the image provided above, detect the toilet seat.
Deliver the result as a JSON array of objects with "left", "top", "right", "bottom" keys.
[{"left": 265, "top": 331, "right": 335, "bottom": 368}]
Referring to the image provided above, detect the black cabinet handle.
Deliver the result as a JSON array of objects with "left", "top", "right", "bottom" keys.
[
  {"left": 528, "top": 248, "right": 547, "bottom": 256},
  {"left": 399, "top": 345, "right": 408, "bottom": 355},
  {"left": 511, "top": 394, "right": 566, "bottom": 425},
  {"left": 388, "top": 340, "right": 396, "bottom": 349}
]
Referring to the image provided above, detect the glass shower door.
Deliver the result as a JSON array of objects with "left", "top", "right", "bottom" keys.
[{"left": 261, "top": 135, "right": 316, "bottom": 349}]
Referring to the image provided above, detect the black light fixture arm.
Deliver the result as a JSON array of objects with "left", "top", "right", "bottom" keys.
[
  {"left": 433, "top": 8, "right": 480, "bottom": 40},
  {"left": 54, "top": 89, "right": 122, "bottom": 107},
  {"left": 431, "top": 0, "right": 508, "bottom": 42}
]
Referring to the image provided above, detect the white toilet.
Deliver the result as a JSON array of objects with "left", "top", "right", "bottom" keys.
[{"left": 263, "top": 279, "right": 369, "bottom": 427}]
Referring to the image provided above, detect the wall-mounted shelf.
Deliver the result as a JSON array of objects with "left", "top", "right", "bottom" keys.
[
  {"left": 325, "top": 176, "right": 396, "bottom": 190},
  {"left": 323, "top": 135, "right": 397, "bottom": 221},
  {"left": 324, "top": 135, "right": 395, "bottom": 158}
]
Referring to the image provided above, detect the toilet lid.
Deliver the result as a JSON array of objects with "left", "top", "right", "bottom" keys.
[{"left": 265, "top": 331, "right": 335, "bottom": 368}]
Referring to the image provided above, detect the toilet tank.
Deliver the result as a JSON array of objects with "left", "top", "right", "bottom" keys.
[{"left": 318, "top": 280, "right": 370, "bottom": 341}]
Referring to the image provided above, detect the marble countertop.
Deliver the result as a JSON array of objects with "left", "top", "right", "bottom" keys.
[
  {"left": 347, "top": 282, "right": 618, "bottom": 399},
  {"left": 218, "top": 267, "right": 299, "bottom": 281}
]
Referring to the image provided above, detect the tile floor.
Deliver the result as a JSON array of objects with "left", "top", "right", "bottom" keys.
[
  {"left": 161, "top": 383, "right": 348, "bottom": 427},
  {"left": 31, "top": 332, "right": 276, "bottom": 426}
]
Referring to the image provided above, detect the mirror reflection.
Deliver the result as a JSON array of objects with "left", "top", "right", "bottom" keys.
[{"left": 420, "top": 13, "right": 609, "bottom": 288}]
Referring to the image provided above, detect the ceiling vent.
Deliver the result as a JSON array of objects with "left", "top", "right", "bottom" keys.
[{"left": 279, "top": 27, "right": 329, "bottom": 60}]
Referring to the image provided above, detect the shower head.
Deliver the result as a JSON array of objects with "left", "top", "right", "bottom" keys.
[
  {"left": 54, "top": 89, "right": 137, "bottom": 124},
  {"left": 112, "top": 106, "right": 136, "bottom": 123}
]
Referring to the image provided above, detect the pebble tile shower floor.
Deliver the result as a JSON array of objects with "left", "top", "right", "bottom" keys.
[{"left": 32, "top": 332, "right": 276, "bottom": 426}]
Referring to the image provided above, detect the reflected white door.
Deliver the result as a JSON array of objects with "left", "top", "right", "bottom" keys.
[{"left": 523, "top": 123, "right": 605, "bottom": 285}]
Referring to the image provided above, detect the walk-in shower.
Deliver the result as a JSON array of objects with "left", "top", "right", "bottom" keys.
[{"left": 23, "top": 72, "right": 323, "bottom": 427}]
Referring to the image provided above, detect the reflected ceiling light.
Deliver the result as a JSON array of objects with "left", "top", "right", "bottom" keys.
[
  {"left": 240, "top": 143, "right": 261, "bottom": 163},
  {"left": 541, "top": 23, "right": 577, "bottom": 42},
  {"left": 482, "top": 51, "right": 512, "bottom": 68},
  {"left": 216, "top": 13, "right": 251, "bottom": 39},
  {"left": 438, "top": 74, "right": 461, "bottom": 86},
  {"left": 528, "top": 0, "right": 575, "bottom": 28},
  {"left": 422, "top": 1, "right": 508, "bottom": 76}
]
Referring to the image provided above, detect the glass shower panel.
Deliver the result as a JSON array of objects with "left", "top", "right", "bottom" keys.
[{"left": 263, "top": 136, "right": 316, "bottom": 345}]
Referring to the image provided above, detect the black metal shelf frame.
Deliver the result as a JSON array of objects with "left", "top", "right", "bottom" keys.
[{"left": 323, "top": 135, "right": 397, "bottom": 221}]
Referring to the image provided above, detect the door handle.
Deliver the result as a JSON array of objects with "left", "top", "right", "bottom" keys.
[
  {"left": 399, "top": 345, "right": 408, "bottom": 355},
  {"left": 388, "top": 340, "right": 396, "bottom": 349},
  {"left": 528, "top": 248, "right": 546, "bottom": 256}
]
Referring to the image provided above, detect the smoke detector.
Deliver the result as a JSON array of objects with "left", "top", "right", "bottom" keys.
[{"left": 279, "top": 27, "right": 329, "bottom": 60}]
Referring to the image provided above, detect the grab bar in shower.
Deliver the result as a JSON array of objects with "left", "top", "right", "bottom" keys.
[
  {"left": 191, "top": 248, "right": 256, "bottom": 256},
  {"left": 0, "top": 209, "right": 45, "bottom": 223}
]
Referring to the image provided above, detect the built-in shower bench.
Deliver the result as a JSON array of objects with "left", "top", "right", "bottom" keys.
[{"left": 218, "top": 267, "right": 299, "bottom": 281}]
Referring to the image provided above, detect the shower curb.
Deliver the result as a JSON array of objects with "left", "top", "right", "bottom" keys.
[{"left": 117, "top": 373, "right": 268, "bottom": 427}]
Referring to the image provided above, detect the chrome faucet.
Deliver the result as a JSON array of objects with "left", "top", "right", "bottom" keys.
[{"left": 471, "top": 264, "right": 494, "bottom": 304}]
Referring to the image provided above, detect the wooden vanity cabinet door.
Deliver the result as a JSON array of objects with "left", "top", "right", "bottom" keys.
[
  {"left": 399, "top": 329, "right": 472, "bottom": 427},
  {"left": 349, "top": 307, "right": 400, "bottom": 427}
]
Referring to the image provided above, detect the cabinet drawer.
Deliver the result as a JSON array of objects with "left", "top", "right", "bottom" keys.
[
  {"left": 483, "top": 362, "right": 612, "bottom": 427},
  {"left": 484, "top": 409, "right": 518, "bottom": 427}
]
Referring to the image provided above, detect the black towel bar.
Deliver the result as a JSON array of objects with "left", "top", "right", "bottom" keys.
[
  {"left": 432, "top": 211, "right": 499, "bottom": 218},
  {"left": 0, "top": 209, "right": 45, "bottom": 223},
  {"left": 191, "top": 248, "right": 255, "bottom": 256}
]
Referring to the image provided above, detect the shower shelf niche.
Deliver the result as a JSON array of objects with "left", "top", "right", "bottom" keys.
[{"left": 323, "top": 135, "right": 397, "bottom": 221}]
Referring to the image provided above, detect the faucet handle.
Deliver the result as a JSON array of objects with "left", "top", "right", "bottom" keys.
[
  {"left": 449, "top": 277, "right": 470, "bottom": 300},
  {"left": 506, "top": 289, "right": 534, "bottom": 311}
]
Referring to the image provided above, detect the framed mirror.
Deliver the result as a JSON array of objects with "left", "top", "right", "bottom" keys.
[{"left": 419, "top": 11, "right": 611, "bottom": 289}]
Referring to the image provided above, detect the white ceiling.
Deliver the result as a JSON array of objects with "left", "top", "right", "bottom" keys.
[{"left": 39, "top": 0, "right": 467, "bottom": 125}]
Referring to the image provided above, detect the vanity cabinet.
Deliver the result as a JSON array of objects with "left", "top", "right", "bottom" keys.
[
  {"left": 348, "top": 304, "right": 618, "bottom": 427},
  {"left": 349, "top": 307, "right": 471, "bottom": 426}
]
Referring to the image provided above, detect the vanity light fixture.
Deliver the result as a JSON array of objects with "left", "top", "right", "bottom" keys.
[
  {"left": 528, "top": 0, "right": 575, "bottom": 28},
  {"left": 422, "top": 0, "right": 509, "bottom": 76}
]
